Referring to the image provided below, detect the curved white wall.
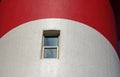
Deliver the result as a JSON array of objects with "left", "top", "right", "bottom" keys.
[{"left": 0, "top": 19, "right": 120, "bottom": 77}]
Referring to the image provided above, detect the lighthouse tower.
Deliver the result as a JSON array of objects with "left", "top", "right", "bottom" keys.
[{"left": 0, "top": 0, "right": 120, "bottom": 77}]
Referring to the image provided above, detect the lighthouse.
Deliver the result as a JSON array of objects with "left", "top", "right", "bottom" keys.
[{"left": 0, "top": 0, "right": 120, "bottom": 77}]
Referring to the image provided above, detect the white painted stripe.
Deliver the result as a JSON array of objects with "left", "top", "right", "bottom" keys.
[{"left": 0, "top": 18, "right": 120, "bottom": 77}]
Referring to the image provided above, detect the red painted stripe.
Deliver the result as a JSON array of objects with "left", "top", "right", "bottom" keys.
[{"left": 0, "top": 0, "right": 118, "bottom": 52}]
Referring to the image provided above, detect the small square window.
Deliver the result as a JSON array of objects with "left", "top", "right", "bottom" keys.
[
  {"left": 44, "top": 36, "right": 58, "bottom": 46},
  {"left": 44, "top": 48, "right": 57, "bottom": 58},
  {"left": 41, "top": 30, "right": 60, "bottom": 59}
]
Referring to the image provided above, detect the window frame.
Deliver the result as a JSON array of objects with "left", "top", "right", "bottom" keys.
[{"left": 41, "top": 30, "right": 60, "bottom": 59}]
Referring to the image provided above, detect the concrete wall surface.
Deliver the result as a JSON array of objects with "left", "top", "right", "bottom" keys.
[{"left": 0, "top": 19, "right": 120, "bottom": 77}]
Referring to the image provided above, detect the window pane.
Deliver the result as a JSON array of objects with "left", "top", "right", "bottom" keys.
[
  {"left": 44, "top": 48, "right": 57, "bottom": 58},
  {"left": 44, "top": 36, "right": 58, "bottom": 46}
]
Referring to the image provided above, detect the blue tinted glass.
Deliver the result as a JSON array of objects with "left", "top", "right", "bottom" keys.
[
  {"left": 44, "top": 36, "right": 58, "bottom": 46},
  {"left": 44, "top": 48, "right": 57, "bottom": 58}
]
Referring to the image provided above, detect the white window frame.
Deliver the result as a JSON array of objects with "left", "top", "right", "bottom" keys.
[{"left": 41, "top": 30, "right": 60, "bottom": 59}]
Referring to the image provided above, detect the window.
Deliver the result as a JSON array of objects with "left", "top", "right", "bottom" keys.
[{"left": 41, "top": 30, "right": 60, "bottom": 59}]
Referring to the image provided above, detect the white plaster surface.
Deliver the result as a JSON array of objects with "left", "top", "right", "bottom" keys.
[{"left": 0, "top": 18, "right": 120, "bottom": 77}]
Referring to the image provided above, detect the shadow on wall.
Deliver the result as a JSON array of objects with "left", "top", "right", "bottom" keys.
[
  {"left": 118, "top": 41, "right": 120, "bottom": 59},
  {"left": 118, "top": 41, "right": 120, "bottom": 53},
  {"left": 110, "top": 0, "right": 120, "bottom": 40}
]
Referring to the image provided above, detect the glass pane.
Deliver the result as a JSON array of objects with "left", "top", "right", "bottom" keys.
[
  {"left": 44, "top": 48, "right": 57, "bottom": 58},
  {"left": 44, "top": 36, "right": 58, "bottom": 46}
]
